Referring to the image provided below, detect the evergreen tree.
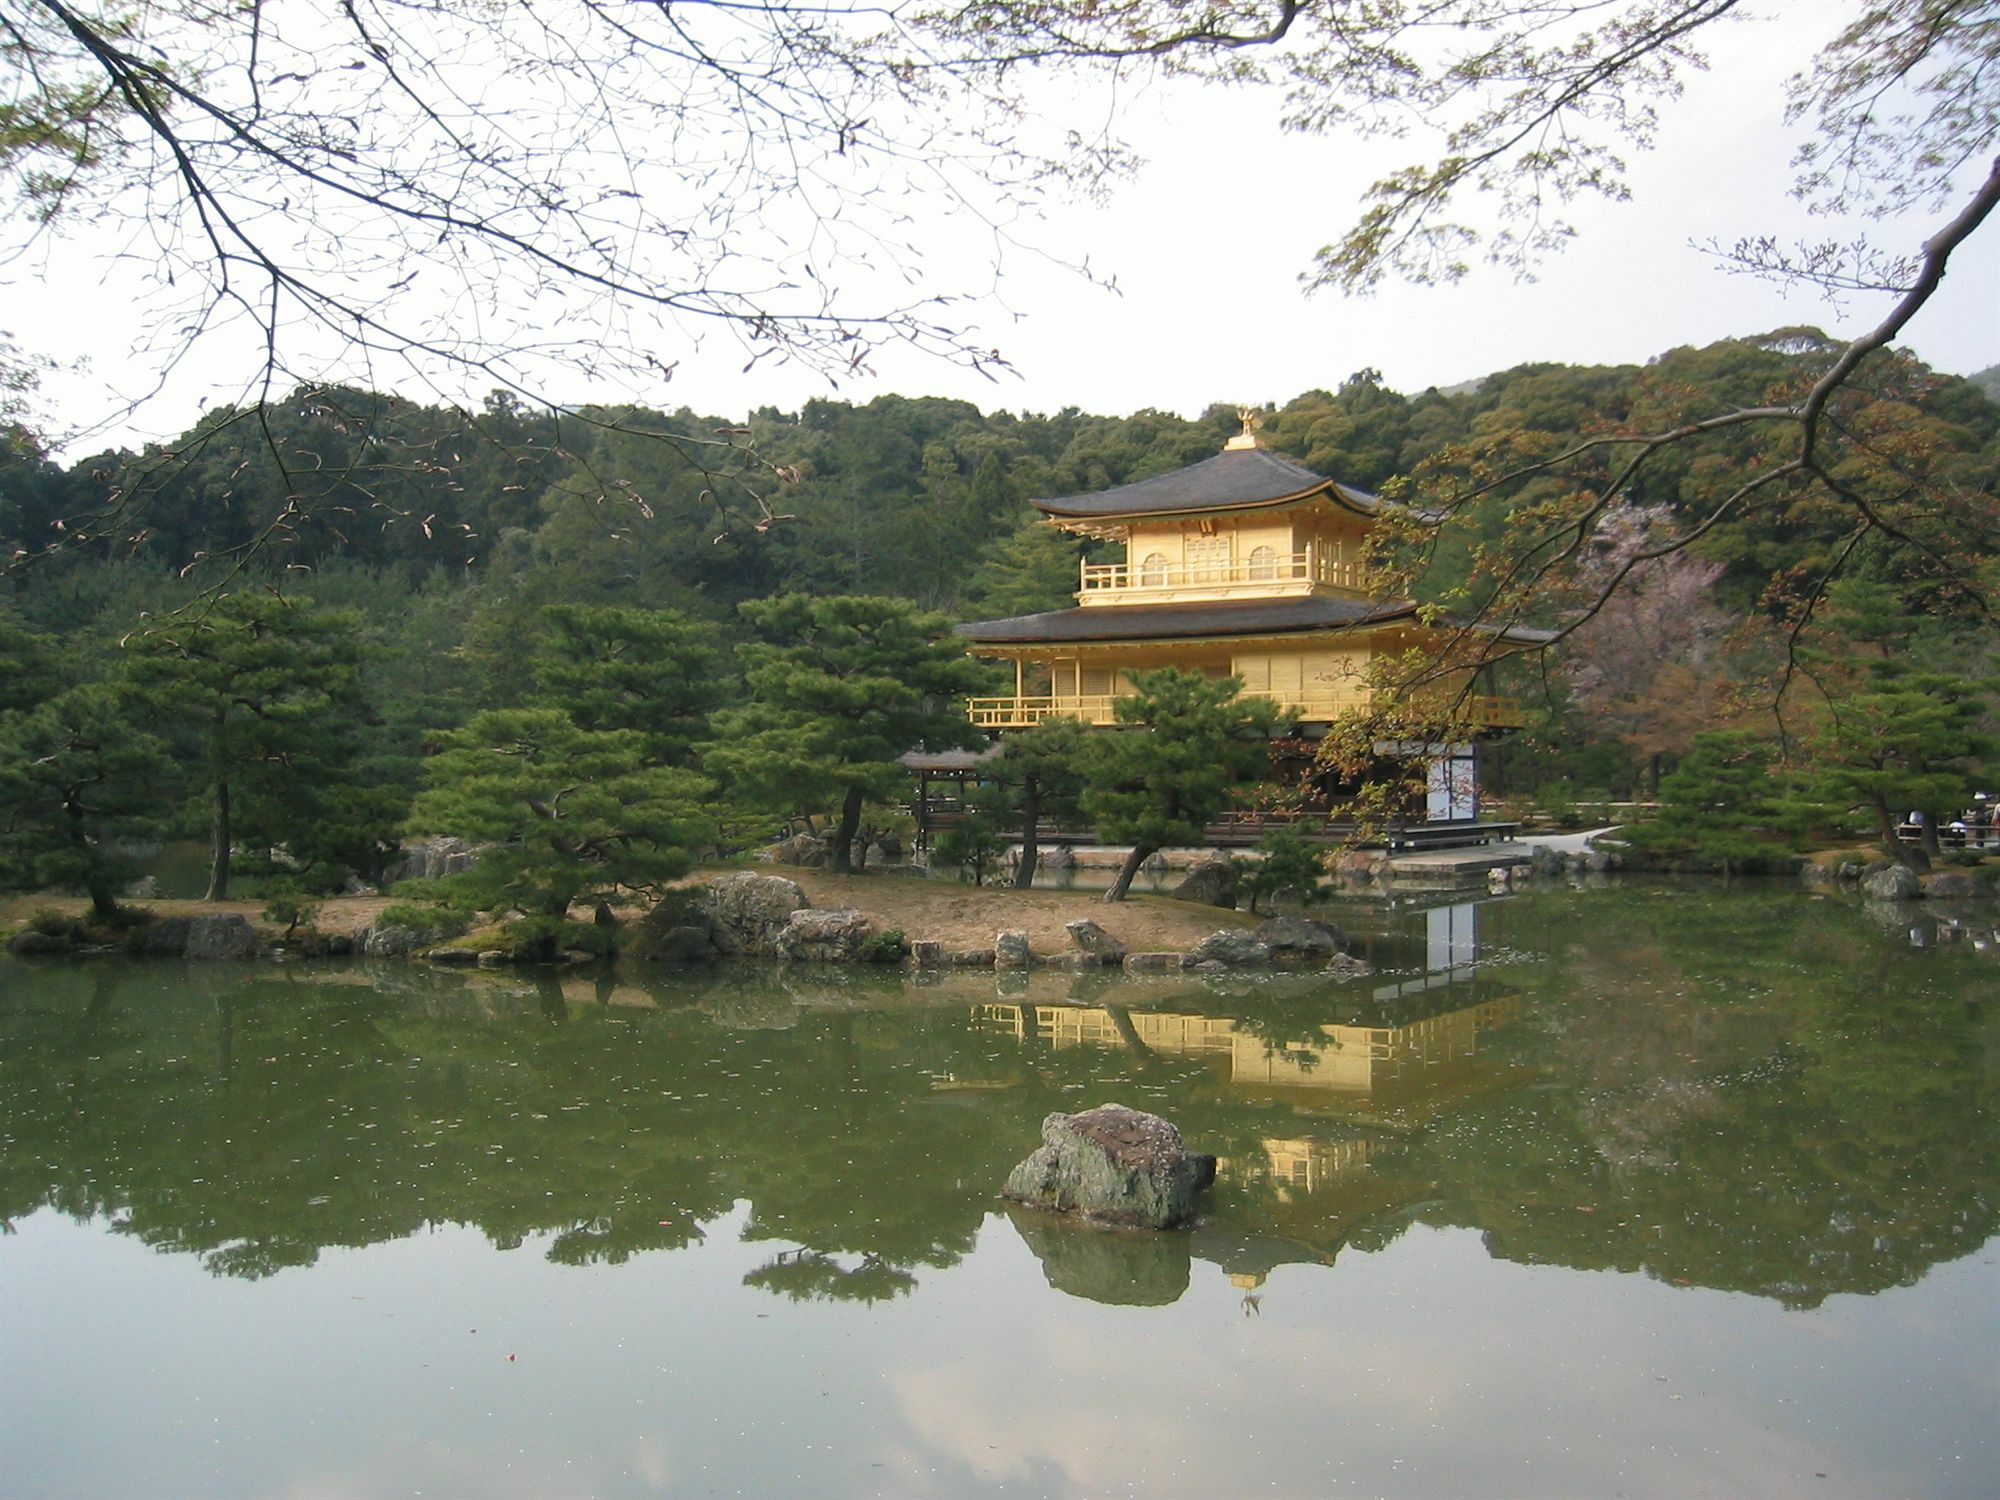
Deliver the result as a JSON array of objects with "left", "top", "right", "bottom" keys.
[
  {"left": 960, "top": 511, "right": 1084, "bottom": 620},
  {"left": 1080, "top": 669, "right": 1278, "bottom": 901},
  {"left": 119, "top": 594, "right": 390, "bottom": 900},
  {"left": 1802, "top": 669, "right": 1994, "bottom": 868},
  {"left": 706, "top": 595, "right": 986, "bottom": 873},
  {"left": 406, "top": 708, "right": 711, "bottom": 956},
  {"left": 1795, "top": 582, "right": 1997, "bottom": 868},
  {"left": 531, "top": 603, "right": 727, "bottom": 764},
  {"left": 987, "top": 716, "right": 1089, "bottom": 889},
  {"left": 1239, "top": 827, "right": 1332, "bottom": 916},
  {"left": 0, "top": 601, "right": 58, "bottom": 717},
  {"left": 0, "top": 684, "right": 163, "bottom": 917},
  {"left": 1624, "top": 730, "right": 1802, "bottom": 877},
  {"left": 930, "top": 805, "right": 1009, "bottom": 886}
]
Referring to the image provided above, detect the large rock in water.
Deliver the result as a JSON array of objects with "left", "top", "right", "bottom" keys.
[
  {"left": 184, "top": 914, "right": 266, "bottom": 960},
  {"left": 1003, "top": 1103, "right": 1217, "bottom": 1229},
  {"left": 1921, "top": 870, "right": 1987, "bottom": 901},
  {"left": 1189, "top": 929, "right": 1271, "bottom": 968},
  {"left": 136, "top": 916, "right": 195, "bottom": 957},
  {"left": 774, "top": 907, "right": 878, "bottom": 962},
  {"left": 1252, "top": 914, "right": 1346, "bottom": 958},
  {"left": 699, "top": 872, "right": 808, "bottom": 955},
  {"left": 1862, "top": 864, "right": 1921, "bottom": 902}
]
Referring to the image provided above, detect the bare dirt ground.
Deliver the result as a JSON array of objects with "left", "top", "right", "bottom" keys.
[
  {"left": 778, "top": 868, "right": 1249, "bottom": 953},
  {"left": 2, "top": 872, "right": 1248, "bottom": 954}
]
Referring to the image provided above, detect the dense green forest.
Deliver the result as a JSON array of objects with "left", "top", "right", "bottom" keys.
[{"left": 2, "top": 328, "right": 1996, "bottom": 915}]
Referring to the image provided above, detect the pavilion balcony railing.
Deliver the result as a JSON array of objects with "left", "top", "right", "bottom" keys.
[
  {"left": 965, "top": 691, "right": 1523, "bottom": 730},
  {"left": 966, "top": 694, "right": 1121, "bottom": 728},
  {"left": 1078, "top": 551, "right": 1368, "bottom": 600}
]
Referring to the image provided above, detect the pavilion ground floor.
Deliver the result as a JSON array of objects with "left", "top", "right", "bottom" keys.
[{"left": 905, "top": 734, "right": 1518, "bottom": 857}]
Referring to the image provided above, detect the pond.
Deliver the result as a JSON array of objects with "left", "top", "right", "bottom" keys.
[{"left": 2, "top": 884, "right": 1995, "bottom": 1498}]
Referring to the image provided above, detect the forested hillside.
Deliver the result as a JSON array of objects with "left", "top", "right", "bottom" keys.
[{"left": 2, "top": 328, "right": 1995, "bottom": 904}]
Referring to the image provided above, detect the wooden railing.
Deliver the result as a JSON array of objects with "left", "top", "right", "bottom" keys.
[
  {"left": 966, "top": 694, "right": 1121, "bottom": 728},
  {"left": 966, "top": 691, "right": 1523, "bottom": 730},
  {"left": 1078, "top": 552, "right": 1368, "bottom": 597}
]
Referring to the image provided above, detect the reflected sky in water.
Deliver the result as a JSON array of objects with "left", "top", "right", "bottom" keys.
[{"left": 2, "top": 884, "right": 1995, "bottom": 1497}]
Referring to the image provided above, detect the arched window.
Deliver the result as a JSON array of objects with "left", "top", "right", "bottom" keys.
[
  {"left": 1247, "top": 544, "right": 1278, "bottom": 580},
  {"left": 1139, "top": 552, "right": 1170, "bottom": 586}
]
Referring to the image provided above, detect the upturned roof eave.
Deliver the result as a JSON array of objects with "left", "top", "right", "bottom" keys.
[
  {"left": 1033, "top": 478, "right": 1328, "bottom": 520},
  {"left": 1032, "top": 480, "right": 1398, "bottom": 521},
  {"left": 954, "top": 598, "right": 1421, "bottom": 648}
]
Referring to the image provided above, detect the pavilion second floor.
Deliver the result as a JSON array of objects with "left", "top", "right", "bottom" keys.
[{"left": 1072, "top": 528, "right": 1371, "bottom": 606}]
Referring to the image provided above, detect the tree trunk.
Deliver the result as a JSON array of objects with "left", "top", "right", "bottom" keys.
[
  {"left": 828, "top": 785, "right": 866, "bottom": 874},
  {"left": 1919, "top": 811, "right": 1944, "bottom": 867},
  {"left": 87, "top": 881, "right": 121, "bottom": 922},
  {"left": 205, "top": 777, "right": 232, "bottom": 902},
  {"left": 1874, "top": 797, "right": 1929, "bottom": 871},
  {"left": 1013, "top": 778, "right": 1042, "bottom": 890},
  {"left": 68, "top": 800, "right": 120, "bottom": 920},
  {"left": 1103, "top": 843, "right": 1153, "bottom": 903}
]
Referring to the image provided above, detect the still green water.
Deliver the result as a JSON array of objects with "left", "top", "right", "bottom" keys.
[{"left": 1, "top": 885, "right": 1994, "bottom": 1498}]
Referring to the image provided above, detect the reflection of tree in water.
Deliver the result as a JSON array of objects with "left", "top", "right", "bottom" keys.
[
  {"left": 1419, "top": 887, "right": 2000, "bottom": 1308},
  {"left": 1, "top": 890, "right": 1992, "bottom": 1308},
  {"left": 742, "top": 1250, "right": 917, "bottom": 1304}
]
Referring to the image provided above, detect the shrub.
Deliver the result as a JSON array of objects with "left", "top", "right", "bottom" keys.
[
  {"left": 374, "top": 903, "right": 472, "bottom": 947},
  {"left": 498, "top": 914, "right": 614, "bottom": 962},
  {"left": 28, "top": 908, "right": 75, "bottom": 939},
  {"left": 854, "top": 928, "right": 907, "bottom": 964},
  {"left": 931, "top": 815, "right": 1008, "bottom": 886},
  {"left": 1239, "top": 829, "right": 1330, "bottom": 916},
  {"left": 262, "top": 883, "right": 322, "bottom": 940}
]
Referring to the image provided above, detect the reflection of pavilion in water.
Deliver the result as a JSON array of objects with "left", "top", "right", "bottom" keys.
[
  {"left": 975, "top": 991, "right": 1519, "bottom": 1097},
  {"left": 977, "top": 902, "right": 1518, "bottom": 1107},
  {"left": 983, "top": 902, "right": 1534, "bottom": 1300}
]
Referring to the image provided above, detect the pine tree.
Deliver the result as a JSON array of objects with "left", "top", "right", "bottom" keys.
[
  {"left": 407, "top": 709, "right": 711, "bottom": 955},
  {"left": 119, "top": 594, "right": 388, "bottom": 901},
  {"left": 705, "top": 595, "right": 986, "bottom": 873},
  {"left": 531, "top": 603, "right": 727, "bottom": 764},
  {"left": 1080, "top": 669, "right": 1278, "bottom": 901},
  {"left": 986, "top": 715, "right": 1089, "bottom": 889},
  {"left": 0, "top": 684, "right": 163, "bottom": 917},
  {"left": 1625, "top": 731, "right": 1802, "bottom": 877}
]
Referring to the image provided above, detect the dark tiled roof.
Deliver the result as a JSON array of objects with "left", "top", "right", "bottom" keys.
[
  {"left": 955, "top": 595, "right": 1414, "bottom": 645},
  {"left": 898, "top": 746, "right": 1004, "bottom": 771},
  {"left": 1033, "top": 447, "right": 1383, "bottom": 520}
]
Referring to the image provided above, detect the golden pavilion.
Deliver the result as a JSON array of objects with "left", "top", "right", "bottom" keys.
[{"left": 953, "top": 418, "right": 1538, "bottom": 827}]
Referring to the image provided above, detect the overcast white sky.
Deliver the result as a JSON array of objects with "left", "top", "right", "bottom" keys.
[{"left": 12, "top": 4, "right": 1997, "bottom": 456}]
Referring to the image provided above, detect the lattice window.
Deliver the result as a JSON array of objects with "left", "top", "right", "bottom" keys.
[{"left": 1186, "top": 535, "right": 1229, "bottom": 580}]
